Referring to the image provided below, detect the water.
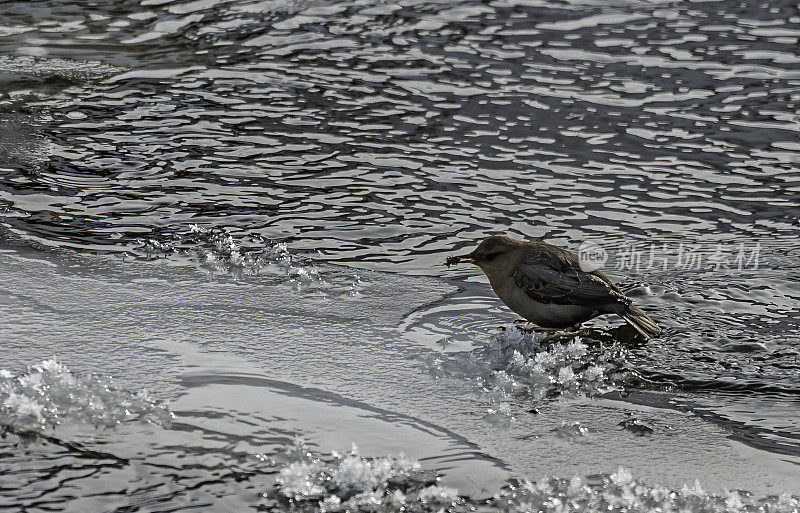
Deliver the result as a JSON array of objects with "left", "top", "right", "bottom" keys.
[{"left": 1, "top": 0, "right": 799, "bottom": 510}]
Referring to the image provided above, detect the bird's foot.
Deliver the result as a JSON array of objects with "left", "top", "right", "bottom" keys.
[
  {"left": 510, "top": 320, "right": 582, "bottom": 339},
  {"left": 536, "top": 324, "right": 583, "bottom": 344},
  {"left": 533, "top": 326, "right": 563, "bottom": 333},
  {"left": 509, "top": 319, "right": 540, "bottom": 334}
]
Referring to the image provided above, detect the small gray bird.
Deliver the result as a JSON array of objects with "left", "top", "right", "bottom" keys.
[{"left": 445, "top": 235, "right": 662, "bottom": 339}]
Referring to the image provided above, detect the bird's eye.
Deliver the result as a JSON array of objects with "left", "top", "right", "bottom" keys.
[{"left": 485, "top": 252, "right": 500, "bottom": 262}]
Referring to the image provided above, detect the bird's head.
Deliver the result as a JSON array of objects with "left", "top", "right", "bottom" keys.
[{"left": 445, "top": 235, "right": 524, "bottom": 276}]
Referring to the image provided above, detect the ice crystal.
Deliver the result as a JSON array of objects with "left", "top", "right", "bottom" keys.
[
  {"left": 134, "top": 226, "right": 363, "bottom": 295},
  {"left": 0, "top": 358, "right": 173, "bottom": 433},
  {"left": 482, "top": 326, "right": 617, "bottom": 399},
  {"left": 427, "top": 325, "right": 625, "bottom": 421},
  {"left": 273, "top": 440, "right": 453, "bottom": 512},
  {"left": 492, "top": 469, "right": 800, "bottom": 513},
  {"left": 273, "top": 443, "right": 800, "bottom": 513}
]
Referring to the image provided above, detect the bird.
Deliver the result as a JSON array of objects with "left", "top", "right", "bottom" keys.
[{"left": 445, "top": 235, "right": 662, "bottom": 339}]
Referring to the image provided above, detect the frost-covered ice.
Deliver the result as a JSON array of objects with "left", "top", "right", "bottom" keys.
[
  {"left": 274, "top": 442, "right": 800, "bottom": 513},
  {"left": 492, "top": 469, "right": 800, "bottom": 513},
  {"left": 135, "top": 225, "right": 363, "bottom": 295},
  {"left": 0, "top": 358, "right": 172, "bottom": 433},
  {"left": 426, "top": 326, "right": 624, "bottom": 420},
  {"left": 187, "top": 224, "right": 294, "bottom": 278},
  {"left": 271, "top": 440, "right": 459, "bottom": 512},
  {"left": 0, "top": 55, "right": 122, "bottom": 78}
]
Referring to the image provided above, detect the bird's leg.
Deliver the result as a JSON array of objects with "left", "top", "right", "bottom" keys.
[{"left": 563, "top": 322, "right": 583, "bottom": 333}]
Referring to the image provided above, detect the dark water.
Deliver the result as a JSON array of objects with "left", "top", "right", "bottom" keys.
[{"left": 1, "top": 0, "right": 799, "bottom": 510}]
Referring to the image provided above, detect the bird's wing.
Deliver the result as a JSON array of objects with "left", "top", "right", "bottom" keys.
[{"left": 512, "top": 252, "right": 629, "bottom": 307}]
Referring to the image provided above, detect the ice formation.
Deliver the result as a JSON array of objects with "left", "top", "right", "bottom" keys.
[
  {"left": 492, "top": 469, "right": 800, "bottom": 513},
  {"left": 187, "top": 224, "right": 287, "bottom": 276},
  {"left": 273, "top": 442, "right": 800, "bottom": 513},
  {"left": 0, "top": 55, "right": 122, "bottom": 79},
  {"left": 272, "top": 440, "right": 459, "bottom": 512},
  {"left": 427, "top": 325, "right": 624, "bottom": 420},
  {"left": 618, "top": 417, "right": 655, "bottom": 436},
  {"left": 136, "top": 225, "right": 362, "bottom": 295},
  {"left": 0, "top": 358, "right": 172, "bottom": 433},
  {"left": 553, "top": 420, "right": 590, "bottom": 439},
  {"left": 484, "top": 326, "right": 617, "bottom": 398}
]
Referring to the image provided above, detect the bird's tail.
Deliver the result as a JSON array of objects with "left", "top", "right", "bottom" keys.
[{"left": 618, "top": 304, "right": 662, "bottom": 340}]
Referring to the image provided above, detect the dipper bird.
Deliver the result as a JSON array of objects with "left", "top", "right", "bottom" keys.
[{"left": 445, "top": 235, "right": 662, "bottom": 339}]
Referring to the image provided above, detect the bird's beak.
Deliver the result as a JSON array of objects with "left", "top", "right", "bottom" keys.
[
  {"left": 444, "top": 252, "right": 476, "bottom": 266},
  {"left": 458, "top": 252, "right": 476, "bottom": 264}
]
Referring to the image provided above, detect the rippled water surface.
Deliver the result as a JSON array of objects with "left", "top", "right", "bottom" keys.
[{"left": 1, "top": 0, "right": 799, "bottom": 510}]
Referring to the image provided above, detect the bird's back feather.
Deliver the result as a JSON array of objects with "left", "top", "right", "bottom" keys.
[{"left": 511, "top": 243, "right": 629, "bottom": 308}]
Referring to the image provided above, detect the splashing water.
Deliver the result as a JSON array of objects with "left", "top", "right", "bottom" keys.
[{"left": 0, "top": 358, "right": 172, "bottom": 433}]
